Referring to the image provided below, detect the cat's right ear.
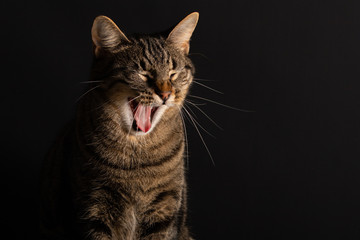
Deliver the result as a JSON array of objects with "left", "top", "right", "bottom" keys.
[{"left": 91, "top": 16, "right": 130, "bottom": 57}]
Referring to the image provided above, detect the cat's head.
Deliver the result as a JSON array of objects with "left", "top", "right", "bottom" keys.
[{"left": 89, "top": 12, "right": 199, "bottom": 135}]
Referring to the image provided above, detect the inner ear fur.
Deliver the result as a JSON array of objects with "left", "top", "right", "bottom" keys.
[
  {"left": 167, "top": 12, "right": 199, "bottom": 55},
  {"left": 91, "top": 15, "right": 130, "bottom": 57}
]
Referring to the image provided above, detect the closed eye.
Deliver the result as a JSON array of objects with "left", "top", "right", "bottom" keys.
[
  {"left": 139, "top": 73, "right": 148, "bottom": 81},
  {"left": 138, "top": 71, "right": 152, "bottom": 81},
  {"left": 169, "top": 71, "right": 179, "bottom": 81}
]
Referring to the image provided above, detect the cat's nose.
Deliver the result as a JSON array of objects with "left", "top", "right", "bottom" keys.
[{"left": 159, "top": 91, "right": 171, "bottom": 102}]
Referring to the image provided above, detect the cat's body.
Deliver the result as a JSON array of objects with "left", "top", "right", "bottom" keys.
[{"left": 40, "top": 13, "right": 199, "bottom": 240}]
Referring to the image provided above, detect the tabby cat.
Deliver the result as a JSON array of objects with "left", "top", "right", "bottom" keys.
[{"left": 40, "top": 12, "right": 199, "bottom": 240}]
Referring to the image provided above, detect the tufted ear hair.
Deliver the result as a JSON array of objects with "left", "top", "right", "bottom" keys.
[
  {"left": 166, "top": 12, "right": 199, "bottom": 55},
  {"left": 91, "top": 15, "right": 130, "bottom": 57}
]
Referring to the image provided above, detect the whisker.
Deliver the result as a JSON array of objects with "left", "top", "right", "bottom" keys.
[
  {"left": 185, "top": 100, "right": 223, "bottom": 130},
  {"left": 176, "top": 105, "right": 189, "bottom": 168},
  {"left": 188, "top": 95, "right": 255, "bottom": 112},
  {"left": 128, "top": 95, "right": 141, "bottom": 104},
  {"left": 188, "top": 52, "right": 209, "bottom": 60},
  {"left": 80, "top": 80, "right": 104, "bottom": 84},
  {"left": 184, "top": 103, "right": 198, "bottom": 120},
  {"left": 183, "top": 105, "right": 216, "bottom": 139},
  {"left": 188, "top": 102, "right": 207, "bottom": 106},
  {"left": 182, "top": 106, "right": 215, "bottom": 166},
  {"left": 76, "top": 85, "right": 101, "bottom": 103},
  {"left": 183, "top": 108, "right": 215, "bottom": 165},
  {"left": 192, "top": 81, "right": 223, "bottom": 94},
  {"left": 193, "top": 77, "right": 215, "bottom": 82}
]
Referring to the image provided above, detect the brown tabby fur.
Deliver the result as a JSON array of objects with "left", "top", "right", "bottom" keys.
[{"left": 40, "top": 13, "right": 199, "bottom": 240}]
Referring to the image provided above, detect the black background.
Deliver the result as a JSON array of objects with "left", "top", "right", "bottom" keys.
[{"left": 2, "top": 0, "right": 360, "bottom": 239}]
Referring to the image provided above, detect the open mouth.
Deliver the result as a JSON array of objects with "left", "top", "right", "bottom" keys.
[{"left": 129, "top": 98, "right": 159, "bottom": 133}]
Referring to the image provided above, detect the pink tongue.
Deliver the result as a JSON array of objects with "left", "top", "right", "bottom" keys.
[{"left": 134, "top": 104, "right": 152, "bottom": 133}]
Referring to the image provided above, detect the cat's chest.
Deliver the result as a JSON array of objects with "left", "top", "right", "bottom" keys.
[
  {"left": 121, "top": 176, "right": 184, "bottom": 213},
  {"left": 113, "top": 164, "right": 184, "bottom": 193}
]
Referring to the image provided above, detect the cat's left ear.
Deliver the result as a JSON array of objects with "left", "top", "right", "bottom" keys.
[
  {"left": 91, "top": 15, "right": 130, "bottom": 57},
  {"left": 167, "top": 12, "right": 199, "bottom": 55}
]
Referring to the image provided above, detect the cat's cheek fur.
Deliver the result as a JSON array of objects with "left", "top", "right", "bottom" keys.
[
  {"left": 144, "top": 105, "right": 168, "bottom": 133},
  {"left": 119, "top": 96, "right": 136, "bottom": 132},
  {"left": 143, "top": 94, "right": 179, "bottom": 135}
]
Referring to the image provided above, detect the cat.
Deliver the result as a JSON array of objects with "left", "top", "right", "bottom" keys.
[{"left": 39, "top": 12, "right": 199, "bottom": 240}]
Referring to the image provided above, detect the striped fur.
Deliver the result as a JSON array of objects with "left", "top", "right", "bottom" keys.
[{"left": 40, "top": 13, "right": 199, "bottom": 240}]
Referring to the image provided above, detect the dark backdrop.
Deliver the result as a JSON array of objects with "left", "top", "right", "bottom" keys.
[{"left": 2, "top": 0, "right": 360, "bottom": 239}]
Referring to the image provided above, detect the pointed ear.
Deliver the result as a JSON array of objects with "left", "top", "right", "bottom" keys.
[
  {"left": 91, "top": 15, "right": 130, "bottom": 57},
  {"left": 166, "top": 12, "right": 199, "bottom": 55}
]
